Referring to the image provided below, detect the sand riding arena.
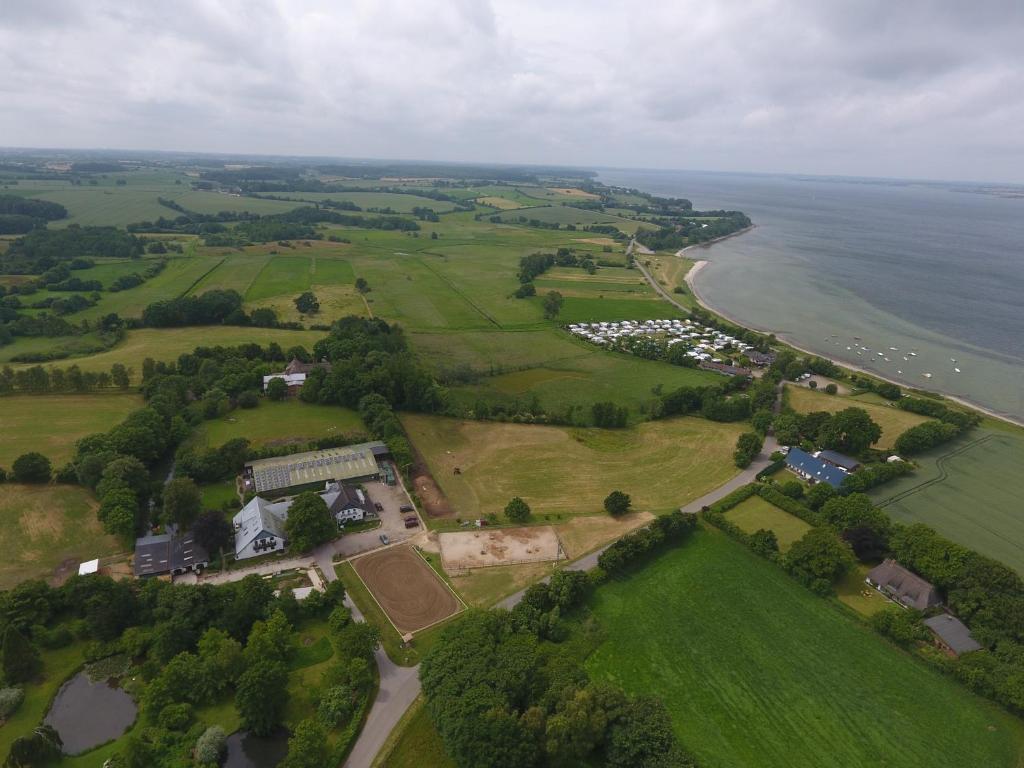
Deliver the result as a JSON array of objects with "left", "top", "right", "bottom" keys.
[
  {"left": 439, "top": 526, "right": 564, "bottom": 571},
  {"left": 352, "top": 545, "right": 463, "bottom": 634}
]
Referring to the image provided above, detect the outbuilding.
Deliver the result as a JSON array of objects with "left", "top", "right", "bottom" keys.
[{"left": 924, "top": 614, "right": 982, "bottom": 657}]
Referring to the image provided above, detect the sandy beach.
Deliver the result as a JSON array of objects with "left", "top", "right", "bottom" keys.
[{"left": 682, "top": 246, "right": 1024, "bottom": 429}]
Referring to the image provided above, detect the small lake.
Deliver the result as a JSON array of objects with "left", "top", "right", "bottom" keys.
[
  {"left": 224, "top": 730, "right": 290, "bottom": 768},
  {"left": 43, "top": 672, "right": 137, "bottom": 754}
]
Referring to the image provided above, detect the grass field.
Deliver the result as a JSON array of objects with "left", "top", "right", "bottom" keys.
[
  {"left": 725, "top": 495, "right": 811, "bottom": 551},
  {"left": 500, "top": 205, "right": 648, "bottom": 235},
  {"left": 871, "top": 427, "right": 1024, "bottom": 573},
  {"left": 785, "top": 384, "right": 929, "bottom": 448},
  {"left": 585, "top": 529, "right": 1024, "bottom": 768},
  {"left": 264, "top": 190, "right": 456, "bottom": 213},
  {"left": 401, "top": 415, "right": 745, "bottom": 520},
  {"left": 372, "top": 696, "right": 455, "bottom": 768},
  {"left": 0, "top": 484, "right": 122, "bottom": 589},
  {"left": 0, "top": 393, "right": 143, "bottom": 467},
  {"left": 191, "top": 401, "right": 365, "bottom": 449}
]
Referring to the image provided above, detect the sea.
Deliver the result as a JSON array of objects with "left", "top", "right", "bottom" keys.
[{"left": 597, "top": 168, "right": 1024, "bottom": 423}]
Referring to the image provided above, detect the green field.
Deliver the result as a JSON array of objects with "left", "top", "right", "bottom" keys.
[
  {"left": 585, "top": 529, "right": 1024, "bottom": 768},
  {"left": 245, "top": 254, "right": 355, "bottom": 301},
  {"left": 372, "top": 697, "right": 455, "bottom": 768},
  {"left": 264, "top": 190, "right": 457, "bottom": 213},
  {"left": 871, "top": 427, "right": 1024, "bottom": 573},
  {"left": 725, "top": 494, "right": 811, "bottom": 550},
  {"left": 401, "top": 414, "right": 745, "bottom": 520},
  {"left": 500, "top": 204, "right": 648, "bottom": 234},
  {"left": 190, "top": 401, "right": 365, "bottom": 449},
  {"left": 785, "top": 384, "right": 929, "bottom": 448},
  {"left": 0, "top": 393, "right": 143, "bottom": 467},
  {"left": 0, "top": 484, "right": 122, "bottom": 589}
]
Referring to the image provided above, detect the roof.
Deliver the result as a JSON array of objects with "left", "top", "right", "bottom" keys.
[
  {"left": 747, "top": 350, "right": 777, "bottom": 365},
  {"left": 698, "top": 360, "right": 753, "bottom": 377},
  {"left": 866, "top": 559, "right": 941, "bottom": 610},
  {"left": 233, "top": 497, "right": 288, "bottom": 557},
  {"left": 784, "top": 447, "right": 848, "bottom": 488},
  {"left": 78, "top": 559, "right": 100, "bottom": 576},
  {"left": 245, "top": 441, "right": 385, "bottom": 493},
  {"left": 924, "top": 614, "right": 983, "bottom": 655},
  {"left": 263, "top": 373, "right": 306, "bottom": 387},
  {"left": 818, "top": 450, "right": 862, "bottom": 471},
  {"left": 323, "top": 483, "right": 365, "bottom": 515},
  {"left": 284, "top": 358, "right": 332, "bottom": 375},
  {"left": 134, "top": 532, "right": 210, "bottom": 577}
]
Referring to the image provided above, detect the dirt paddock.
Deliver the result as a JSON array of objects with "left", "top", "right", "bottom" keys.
[
  {"left": 352, "top": 545, "right": 462, "bottom": 634},
  {"left": 439, "top": 526, "right": 563, "bottom": 570}
]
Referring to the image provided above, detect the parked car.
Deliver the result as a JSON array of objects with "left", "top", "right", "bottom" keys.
[
  {"left": 399, "top": 504, "right": 414, "bottom": 513},
  {"left": 374, "top": 501, "right": 383, "bottom": 512},
  {"left": 379, "top": 533, "right": 390, "bottom": 545},
  {"left": 404, "top": 517, "right": 419, "bottom": 529}
]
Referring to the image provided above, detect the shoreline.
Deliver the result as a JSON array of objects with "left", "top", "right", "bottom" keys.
[
  {"left": 681, "top": 242, "right": 1024, "bottom": 430},
  {"left": 675, "top": 224, "right": 756, "bottom": 256}
]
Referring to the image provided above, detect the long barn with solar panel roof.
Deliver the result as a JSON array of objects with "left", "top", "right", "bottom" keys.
[{"left": 243, "top": 441, "right": 389, "bottom": 494}]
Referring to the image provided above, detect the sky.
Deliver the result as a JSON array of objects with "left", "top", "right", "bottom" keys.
[{"left": 2, "top": 0, "right": 1023, "bottom": 183}]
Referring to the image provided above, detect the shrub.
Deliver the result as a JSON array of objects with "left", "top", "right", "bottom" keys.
[
  {"left": 237, "top": 390, "right": 260, "bottom": 409},
  {"left": 11, "top": 452, "right": 51, "bottom": 483},
  {"left": 603, "top": 490, "right": 632, "bottom": 516},
  {"left": 195, "top": 725, "right": 227, "bottom": 765},
  {"left": 780, "top": 480, "right": 804, "bottom": 499},
  {"left": 0, "top": 687, "right": 24, "bottom": 719},
  {"left": 870, "top": 608, "right": 928, "bottom": 647},
  {"left": 505, "top": 496, "right": 530, "bottom": 523},
  {"left": 158, "top": 702, "right": 193, "bottom": 731},
  {"left": 824, "top": 383, "right": 838, "bottom": 395}
]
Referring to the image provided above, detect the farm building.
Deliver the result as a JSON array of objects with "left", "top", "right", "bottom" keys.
[
  {"left": 746, "top": 350, "right": 777, "bottom": 366},
  {"left": 924, "top": 614, "right": 982, "bottom": 657},
  {"left": 784, "top": 447, "right": 848, "bottom": 488},
  {"left": 134, "top": 532, "right": 209, "bottom": 578},
  {"left": 818, "top": 450, "right": 862, "bottom": 472},
  {"left": 326, "top": 483, "right": 368, "bottom": 524},
  {"left": 262, "top": 357, "right": 332, "bottom": 394},
  {"left": 865, "top": 559, "right": 941, "bottom": 610},
  {"left": 244, "top": 441, "right": 387, "bottom": 494},
  {"left": 699, "top": 360, "right": 753, "bottom": 377}
]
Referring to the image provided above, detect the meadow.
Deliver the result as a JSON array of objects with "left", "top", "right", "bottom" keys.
[
  {"left": 189, "top": 401, "right": 365, "bottom": 449},
  {"left": 871, "top": 426, "right": 1024, "bottom": 573},
  {"left": 585, "top": 529, "right": 1024, "bottom": 768},
  {"left": 0, "top": 393, "right": 143, "bottom": 467},
  {"left": 400, "top": 414, "right": 746, "bottom": 520},
  {"left": 784, "top": 384, "right": 929, "bottom": 448},
  {"left": 725, "top": 494, "right": 811, "bottom": 550},
  {"left": 0, "top": 484, "right": 122, "bottom": 589},
  {"left": 263, "top": 190, "right": 457, "bottom": 213},
  {"left": 499, "top": 204, "right": 647, "bottom": 234}
]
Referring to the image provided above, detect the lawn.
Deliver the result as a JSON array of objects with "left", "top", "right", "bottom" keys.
[
  {"left": 0, "top": 484, "right": 122, "bottom": 589},
  {"left": 784, "top": 384, "right": 929, "bottom": 448},
  {"left": 447, "top": 560, "right": 555, "bottom": 608},
  {"left": 725, "top": 495, "right": 811, "bottom": 551},
  {"left": 585, "top": 529, "right": 1024, "bottom": 768},
  {"left": 871, "top": 427, "right": 1024, "bottom": 573},
  {"left": 401, "top": 415, "right": 746, "bottom": 520},
  {"left": 371, "top": 696, "right": 455, "bottom": 768},
  {"left": 190, "top": 400, "right": 365, "bottom": 449},
  {"left": 0, "top": 393, "right": 143, "bottom": 467}
]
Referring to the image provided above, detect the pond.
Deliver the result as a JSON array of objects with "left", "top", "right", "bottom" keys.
[
  {"left": 43, "top": 672, "right": 137, "bottom": 755},
  {"left": 224, "top": 730, "right": 290, "bottom": 768}
]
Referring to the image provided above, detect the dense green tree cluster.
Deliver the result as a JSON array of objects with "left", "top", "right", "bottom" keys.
[
  {"left": 893, "top": 420, "right": 963, "bottom": 456},
  {"left": 597, "top": 512, "right": 697, "bottom": 573},
  {"left": 733, "top": 432, "right": 763, "bottom": 468},
  {"left": 658, "top": 379, "right": 752, "bottom": 423},
  {"left": 1, "top": 226, "right": 142, "bottom": 274},
  {"left": 771, "top": 407, "right": 881, "bottom": 456}
]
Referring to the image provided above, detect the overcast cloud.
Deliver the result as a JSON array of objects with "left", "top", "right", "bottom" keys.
[{"left": 1, "top": 0, "right": 1022, "bottom": 182}]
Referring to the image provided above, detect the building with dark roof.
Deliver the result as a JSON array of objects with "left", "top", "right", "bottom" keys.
[
  {"left": 134, "top": 532, "right": 209, "bottom": 578},
  {"left": 746, "top": 350, "right": 777, "bottom": 366},
  {"left": 784, "top": 447, "right": 848, "bottom": 488},
  {"left": 243, "top": 441, "right": 385, "bottom": 494},
  {"left": 698, "top": 360, "right": 753, "bottom": 377},
  {"left": 818, "top": 450, "right": 862, "bottom": 472},
  {"left": 924, "top": 614, "right": 983, "bottom": 657},
  {"left": 865, "top": 559, "right": 941, "bottom": 611}
]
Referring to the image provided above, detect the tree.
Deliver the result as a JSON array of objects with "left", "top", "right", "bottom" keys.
[
  {"left": 355, "top": 277, "right": 369, "bottom": 294},
  {"left": 237, "top": 389, "right": 259, "bottom": 408},
  {"left": 733, "top": 432, "right": 763, "bottom": 468},
  {"left": 111, "top": 363, "right": 131, "bottom": 389},
  {"left": 97, "top": 456, "right": 150, "bottom": 500},
  {"left": 284, "top": 492, "right": 335, "bottom": 552},
  {"left": 870, "top": 607, "right": 927, "bottom": 647},
  {"left": 607, "top": 696, "right": 680, "bottom": 768},
  {"left": 235, "top": 661, "right": 289, "bottom": 736},
  {"left": 193, "top": 510, "right": 233, "bottom": 555},
  {"left": 749, "top": 528, "right": 779, "bottom": 557},
  {"left": 1, "top": 625, "right": 40, "bottom": 683},
  {"left": 772, "top": 413, "right": 802, "bottom": 446},
  {"left": 824, "top": 383, "right": 838, "bottom": 395},
  {"left": 11, "top": 453, "right": 50, "bottom": 484},
  {"left": 333, "top": 621, "right": 381, "bottom": 661},
  {"left": 194, "top": 725, "right": 226, "bottom": 766},
  {"left": 604, "top": 490, "right": 632, "bottom": 517},
  {"left": 266, "top": 377, "right": 287, "bottom": 401},
  {"left": 5, "top": 725, "right": 62, "bottom": 768},
  {"left": 817, "top": 407, "right": 881, "bottom": 455},
  {"left": 280, "top": 719, "right": 328, "bottom": 768},
  {"left": 505, "top": 496, "right": 530, "bottom": 524},
  {"left": 804, "top": 482, "right": 836, "bottom": 511},
  {"left": 784, "top": 528, "right": 855, "bottom": 593},
  {"left": 163, "top": 476, "right": 201, "bottom": 528},
  {"left": 542, "top": 290, "right": 563, "bottom": 320},
  {"left": 294, "top": 291, "right": 319, "bottom": 314},
  {"left": 779, "top": 480, "right": 804, "bottom": 499}
]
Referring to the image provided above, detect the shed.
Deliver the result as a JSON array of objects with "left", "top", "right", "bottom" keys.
[
  {"left": 924, "top": 614, "right": 982, "bottom": 657},
  {"left": 78, "top": 559, "right": 100, "bottom": 576}
]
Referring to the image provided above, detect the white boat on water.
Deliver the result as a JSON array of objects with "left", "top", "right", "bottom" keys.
[
  {"left": 954, "top": 367, "right": 961, "bottom": 373},
  {"left": 923, "top": 373, "right": 933, "bottom": 378}
]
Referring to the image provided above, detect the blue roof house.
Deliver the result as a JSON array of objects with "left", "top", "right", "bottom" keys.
[{"left": 784, "top": 447, "right": 848, "bottom": 488}]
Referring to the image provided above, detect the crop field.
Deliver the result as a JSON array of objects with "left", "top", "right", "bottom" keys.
[
  {"left": 245, "top": 254, "right": 355, "bottom": 301},
  {"left": 263, "top": 190, "right": 457, "bottom": 213},
  {"left": 785, "top": 384, "right": 929, "bottom": 448},
  {"left": 0, "top": 484, "right": 121, "bottom": 589},
  {"left": 352, "top": 545, "right": 463, "bottom": 634},
  {"left": 401, "top": 415, "right": 745, "bottom": 520},
  {"left": 76, "top": 255, "right": 219, "bottom": 320},
  {"left": 189, "top": 401, "right": 365, "bottom": 449},
  {"left": 171, "top": 190, "right": 300, "bottom": 215},
  {"left": 501, "top": 204, "right": 647, "bottom": 234},
  {"left": 585, "top": 529, "right": 1024, "bottom": 768},
  {"left": 871, "top": 427, "right": 1024, "bottom": 573},
  {"left": 0, "top": 393, "right": 143, "bottom": 467},
  {"left": 725, "top": 495, "right": 811, "bottom": 551},
  {"left": 7, "top": 327, "right": 326, "bottom": 378},
  {"left": 29, "top": 185, "right": 178, "bottom": 227}
]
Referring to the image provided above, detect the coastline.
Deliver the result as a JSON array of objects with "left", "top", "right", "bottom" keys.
[{"left": 681, "top": 239, "right": 1024, "bottom": 430}]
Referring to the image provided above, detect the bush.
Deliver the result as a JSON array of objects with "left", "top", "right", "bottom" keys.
[
  {"left": 603, "top": 490, "right": 632, "bottom": 516},
  {"left": 870, "top": 608, "right": 928, "bottom": 647},
  {"left": 824, "top": 383, "right": 838, "bottom": 395},
  {"left": 0, "top": 686, "right": 24, "bottom": 719},
  {"left": 780, "top": 480, "right": 804, "bottom": 499},
  {"left": 158, "top": 702, "right": 193, "bottom": 731},
  {"left": 733, "top": 432, "right": 763, "bottom": 468},
  {"left": 505, "top": 496, "right": 530, "bottom": 523},
  {"left": 237, "top": 390, "right": 260, "bottom": 409},
  {"left": 195, "top": 725, "right": 227, "bottom": 765},
  {"left": 11, "top": 452, "right": 51, "bottom": 483}
]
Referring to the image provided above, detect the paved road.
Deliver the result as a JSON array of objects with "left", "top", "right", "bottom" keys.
[
  {"left": 632, "top": 252, "right": 690, "bottom": 314},
  {"left": 680, "top": 434, "right": 778, "bottom": 512}
]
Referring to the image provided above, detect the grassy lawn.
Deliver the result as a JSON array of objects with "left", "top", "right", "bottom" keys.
[
  {"left": 554, "top": 512, "right": 654, "bottom": 559},
  {"left": 784, "top": 384, "right": 928, "bottom": 448},
  {"left": 0, "top": 393, "right": 143, "bottom": 467},
  {"left": 401, "top": 415, "right": 745, "bottom": 520},
  {"left": 0, "top": 484, "right": 122, "bottom": 589},
  {"left": 870, "top": 427, "right": 1024, "bottom": 573},
  {"left": 448, "top": 561, "right": 556, "bottom": 608},
  {"left": 190, "top": 400, "right": 365, "bottom": 449},
  {"left": 725, "top": 495, "right": 811, "bottom": 551},
  {"left": 200, "top": 480, "right": 238, "bottom": 510},
  {"left": 836, "top": 563, "right": 891, "bottom": 617},
  {"left": 371, "top": 696, "right": 454, "bottom": 768},
  {"left": 585, "top": 529, "right": 1024, "bottom": 768}
]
